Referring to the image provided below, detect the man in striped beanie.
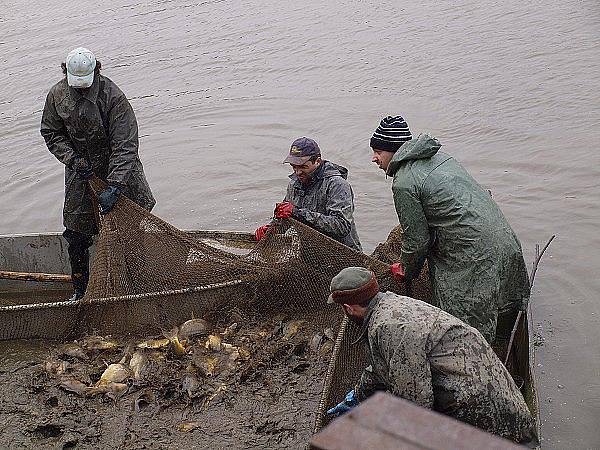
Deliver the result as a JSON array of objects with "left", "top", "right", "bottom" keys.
[{"left": 369, "top": 115, "right": 530, "bottom": 346}]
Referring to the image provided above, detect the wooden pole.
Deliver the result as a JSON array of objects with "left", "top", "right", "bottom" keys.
[{"left": 0, "top": 270, "right": 71, "bottom": 283}]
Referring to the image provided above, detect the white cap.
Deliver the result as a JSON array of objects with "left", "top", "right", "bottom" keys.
[{"left": 66, "top": 47, "right": 96, "bottom": 88}]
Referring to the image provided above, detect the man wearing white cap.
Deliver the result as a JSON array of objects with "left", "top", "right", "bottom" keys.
[{"left": 41, "top": 47, "right": 155, "bottom": 300}]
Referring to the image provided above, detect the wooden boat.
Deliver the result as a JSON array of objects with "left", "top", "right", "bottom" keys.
[{"left": 0, "top": 231, "right": 541, "bottom": 440}]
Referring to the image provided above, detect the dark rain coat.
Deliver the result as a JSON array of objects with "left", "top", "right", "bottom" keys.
[
  {"left": 41, "top": 74, "right": 155, "bottom": 235},
  {"left": 355, "top": 292, "right": 537, "bottom": 444},
  {"left": 284, "top": 161, "right": 362, "bottom": 251},
  {"left": 387, "top": 133, "right": 530, "bottom": 343}
]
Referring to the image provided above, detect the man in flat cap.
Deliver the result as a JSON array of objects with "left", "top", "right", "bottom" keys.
[
  {"left": 326, "top": 266, "right": 537, "bottom": 445},
  {"left": 41, "top": 47, "right": 155, "bottom": 300},
  {"left": 255, "top": 137, "right": 362, "bottom": 251},
  {"left": 369, "top": 115, "right": 530, "bottom": 344}
]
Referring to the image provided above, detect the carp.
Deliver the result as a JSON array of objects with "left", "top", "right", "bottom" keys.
[
  {"left": 283, "top": 320, "right": 306, "bottom": 339},
  {"left": 80, "top": 335, "right": 119, "bottom": 351},
  {"left": 136, "top": 338, "right": 170, "bottom": 350},
  {"left": 178, "top": 318, "right": 210, "bottom": 340},
  {"left": 205, "top": 335, "right": 222, "bottom": 352},
  {"left": 162, "top": 327, "right": 187, "bottom": 356},
  {"left": 59, "top": 343, "right": 87, "bottom": 360},
  {"left": 129, "top": 350, "right": 149, "bottom": 380},
  {"left": 59, "top": 376, "right": 88, "bottom": 396}
]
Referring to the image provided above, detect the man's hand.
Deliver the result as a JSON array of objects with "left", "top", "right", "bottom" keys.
[
  {"left": 255, "top": 224, "right": 271, "bottom": 241},
  {"left": 72, "top": 157, "right": 93, "bottom": 180},
  {"left": 391, "top": 262, "right": 406, "bottom": 283},
  {"left": 98, "top": 186, "right": 121, "bottom": 215},
  {"left": 274, "top": 202, "right": 294, "bottom": 219},
  {"left": 326, "top": 389, "right": 359, "bottom": 417}
]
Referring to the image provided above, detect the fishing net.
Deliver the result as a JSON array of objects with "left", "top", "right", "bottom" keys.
[
  {"left": 0, "top": 177, "right": 433, "bottom": 434},
  {"left": 78, "top": 179, "right": 432, "bottom": 432}
]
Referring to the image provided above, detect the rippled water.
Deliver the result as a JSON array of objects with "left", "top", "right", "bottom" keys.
[{"left": 1, "top": 0, "right": 599, "bottom": 447}]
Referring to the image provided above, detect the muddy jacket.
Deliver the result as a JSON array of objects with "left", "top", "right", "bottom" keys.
[
  {"left": 387, "top": 133, "right": 530, "bottom": 343},
  {"left": 284, "top": 161, "right": 362, "bottom": 251},
  {"left": 41, "top": 74, "right": 155, "bottom": 235},
  {"left": 355, "top": 292, "right": 537, "bottom": 444}
]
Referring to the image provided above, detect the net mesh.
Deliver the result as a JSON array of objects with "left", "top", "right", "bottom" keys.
[
  {"left": 77, "top": 179, "right": 433, "bottom": 431},
  {"left": 0, "top": 178, "right": 432, "bottom": 432}
]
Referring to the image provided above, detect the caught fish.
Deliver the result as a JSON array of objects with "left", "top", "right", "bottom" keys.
[
  {"left": 222, "top": 322, "right": 239, "bottom": 338},
  {"left": 45, "top": 359, "right": 69, "bottom": 376},
  {"left": 283, "top": 320, "right": 306, "bottom": 339},
  {"left": 59, "top": 343, "right": 87, "bottom": 360},
  {"left": 87, "top": 381, "right": 128, "bottom": 399},
  {"left": 59, "top": 376, "right": 88, "bottom": 396},
  {"left": 203, "top": 383, "right": 227, "bottom": 407},
  {"left": 319, "top": 340, "right": 334, "bottom": 355},
  {"left": 129, "top": 351, "right": 149, "bottom": 380},
  {"left": 177, "top": 421, "right": 202, "bottom": 432},
  {"left": 99, "top": 362, "right": 130, "bottom": 384},
  {"left": 162, "top": 327, "right": 187, "bottom": 356},
  {"left": 310, "top": 333, "right": 324, "bottom": 353},
  {"left": 178, "top": 319, "right": 210, "bottom": 340},
  {"left": 181, "top": 371, "right": 200, "bottom": 398},
  {"left": 98, "top": 346, "right": 132, "bottom": 385},
  {"left": 205, "top": 335, "right": 222, "bottom": 352},
  {"left": 195, "top": 355, "right": 218, "bottom": 377},
  {"left": 323, "top": 327, "right": 336, "bottom": 341},
  {"left": 80, "top": 335, "right": 120, "bottom": 351},
  {"left": 136, "top": 338, "right": 170, "bottom": 350},
  {"left": 237, "top": 347, "right": 251, "bottom": 360}
]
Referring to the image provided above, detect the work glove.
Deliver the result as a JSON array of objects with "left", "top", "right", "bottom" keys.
[
  {"left": 98, "top": 186, "right": 121, "bottom": 215},
  {"left": 71, "top": 157, "right": 93, "bottom": 180},
  {"left": 274, "top": 202, "right": 294, "bottom": 219},
  {"left": 391, "top": 262, "right": 406, "bottom": 283},
  {"left": 255, "top": 224, "right": 271, "bottom": 241},
  {"left": 327, "top": 389, "right": 359, "bottom": 417}
]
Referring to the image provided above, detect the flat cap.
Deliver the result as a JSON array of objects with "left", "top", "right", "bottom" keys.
[{"left": 327, "top": 267, "right": 379, "bottom": 305}]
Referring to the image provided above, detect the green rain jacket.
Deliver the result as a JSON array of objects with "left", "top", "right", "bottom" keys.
[{"left": 387, "top": 133, "right": 530, "bottom": 343}]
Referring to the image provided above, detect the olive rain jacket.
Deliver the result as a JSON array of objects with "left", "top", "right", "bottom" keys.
[
  {"left": 41, "top": 74, "right": 155, "bottom": 235},
  {"left": 387, "top": 133, "right": 530, "bottom": 343},
  {"left": 285, "top": 161, "right": 362, "bottom": 251}
]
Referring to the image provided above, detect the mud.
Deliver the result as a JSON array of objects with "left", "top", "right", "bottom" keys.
[{"left": 0, "top": 315, "right": 332, "bottom": 449}]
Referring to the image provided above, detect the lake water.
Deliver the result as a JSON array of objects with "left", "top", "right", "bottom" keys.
[{"left": 1, "top": 0, "right": 599, "bottom": 447}]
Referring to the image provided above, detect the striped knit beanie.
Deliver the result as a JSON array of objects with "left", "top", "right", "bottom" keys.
[{"left": 370, "top": 115, "right": 412, "bottom": 152}]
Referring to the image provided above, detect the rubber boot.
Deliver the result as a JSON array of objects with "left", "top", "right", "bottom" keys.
[{"left": 63, "top": 229, "right": 93, "bottom": 301}]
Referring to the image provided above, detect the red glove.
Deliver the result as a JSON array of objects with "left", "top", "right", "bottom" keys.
[
  {"left": 390, "top": 263, "right": 406, "bottom": 283},
  {"left": 255, "top": 224, "right": 271, "bottom": 241},
  {"left": 274, "top": 202, "right": 294, "bottom": 219}
]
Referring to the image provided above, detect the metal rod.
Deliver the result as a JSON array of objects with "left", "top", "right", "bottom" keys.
[{"left": 504, "top": 235, "right": 556, "bottom": 366}]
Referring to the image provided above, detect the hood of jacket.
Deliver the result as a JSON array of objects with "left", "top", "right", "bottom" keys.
[{"left": 387, "top": 133, "right": 442, "bottom": 176}]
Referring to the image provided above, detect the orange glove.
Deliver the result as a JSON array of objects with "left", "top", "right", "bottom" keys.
[
  {"left": 390, "top": 263, "right": 406, "bottom": 283},
  {"left": 255, "top": 224, "right": 271, "bottom": 241},
  {"left": 274, "top": 202, "right": 294, "bottom": 219}
]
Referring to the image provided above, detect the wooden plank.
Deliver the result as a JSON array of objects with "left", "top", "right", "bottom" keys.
[
  {"left": 310, "top": 392, "right": 523, "bottom": 450},
  {"left": 0, "top": 270, "right": 71, "bottom": 283}
]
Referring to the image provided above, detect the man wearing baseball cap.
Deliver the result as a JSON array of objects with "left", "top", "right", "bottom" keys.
[
  {"left": 41, "top": 47, "right": 155, "bottom": 301},
  {"left": 325, "top": 267, "right": 537, "bottom": 445},
  {"left": 370, "top": 115, "right": 530, "bottom": 344},
  {"left": 255, "top": 137, "right": 362, "bottom": 251}
]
